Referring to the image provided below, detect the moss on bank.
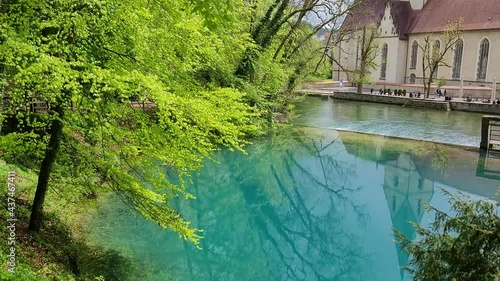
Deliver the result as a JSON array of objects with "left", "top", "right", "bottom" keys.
[{"left": 0, "top": 160, "right": 170, "bottom": 280}]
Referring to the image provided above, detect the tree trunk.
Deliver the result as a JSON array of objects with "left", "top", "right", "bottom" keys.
[
  {"left": 357, "top": 27, "right": 367, "bottom": 95},
  {"left": 236, "top": 0, "right": 289, "bottom": 79},
  {"left": 28, "top": 113, "right": 64, "bottom": 232},
  {"left": 426, "top": 79, "right": 432, "bottom": 98},
  {"left": 357, "top": 83, "right": 363, "bottom": 94}
]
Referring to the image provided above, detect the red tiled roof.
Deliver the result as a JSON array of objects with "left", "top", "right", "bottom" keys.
[
  {"left": 389, "top": 1, "right": 415, "bottom": 39},
  {"left": 341, "top": 0, "right": 390, "bottom": 31},
  {"left": 410, "top": 0, "right": 500, "bottom": 33}
]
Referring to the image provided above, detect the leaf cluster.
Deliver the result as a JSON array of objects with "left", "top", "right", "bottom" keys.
[
  {"left": 0, "top": 0, "right": 261, "bottom": 245},
  {"left": 396, "top": 189, "right": 500, "bottom": 281}
]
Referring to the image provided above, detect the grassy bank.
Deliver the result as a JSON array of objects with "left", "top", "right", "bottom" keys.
[{"left": 0, "top": 161, "right": 167, "bottom": 280}]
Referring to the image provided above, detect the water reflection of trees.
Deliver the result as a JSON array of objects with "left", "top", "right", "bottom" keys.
[
  {"left": 173, "top": 132, "right": 369, "bottom": 281},
  {"left": 90, "top": 131, "right": 500, "bottom": 281}
]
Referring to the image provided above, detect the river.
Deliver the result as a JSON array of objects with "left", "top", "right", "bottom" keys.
[
  {"left": 294, "top": 97, "right": 483, "bottom": 147},
  {"left": 87, "top": 97, "right": 498, "bottom": 281}
]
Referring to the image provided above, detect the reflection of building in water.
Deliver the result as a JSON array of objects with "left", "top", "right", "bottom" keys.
[
  {"left": 383, "top": 154, "right": 434, "bottom": 280},
  {"left": 476, "top": 151, "right": 500, "bottom": 181},
  {"left": 340, "top": 131, "right": 499, "bottom": 279},
  {"left": 340, "top": 131, "right": 500, "bottom": 198}
]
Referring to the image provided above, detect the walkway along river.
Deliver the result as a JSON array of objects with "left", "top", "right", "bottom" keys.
[{"left": 300, "top": 88, "right": 500, "bottom": 115}]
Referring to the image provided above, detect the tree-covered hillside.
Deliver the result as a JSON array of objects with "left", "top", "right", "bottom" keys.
[{"left": 0, "top": 0, "right": 348, "bottom": 251}]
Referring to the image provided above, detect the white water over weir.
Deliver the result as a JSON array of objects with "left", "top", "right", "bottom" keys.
[{"left": 294, "top": 96, "right": 484, "bottom": 147}]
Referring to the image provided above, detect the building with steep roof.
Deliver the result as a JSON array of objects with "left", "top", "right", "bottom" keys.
[{"left": 333, "top": 0, "right": 500, "bottom": 88}]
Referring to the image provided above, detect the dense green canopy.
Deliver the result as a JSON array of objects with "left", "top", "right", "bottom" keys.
[{"left": 0, "top": 0, "right": 341, "bottom": 244}]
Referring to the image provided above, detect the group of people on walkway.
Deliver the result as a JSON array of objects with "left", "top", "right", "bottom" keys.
[
  {"left": 436, "top": 88, "right": 447, "bottom": 98},
  {"left": 366, "top": 87, "right": 498, "bottom": 104},
  {"left": 370, "top": 88, "right": 431, "bottom": 99},
  {"left": 370, "top": 88, "right": 423, "bottom": 98}
]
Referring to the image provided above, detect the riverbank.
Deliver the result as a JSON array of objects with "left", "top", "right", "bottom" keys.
[
  {"left": 299, "top": 89, "right": 500, "bottom": 115},
  {"left": 298, "top": 82, "right": 500, "bottom": 115},
  {"left": 0, "top": 161, "right": 161, "bottom": 280},
  {"left": 305, "top": 80, "right": 499, "bottom": 100}
]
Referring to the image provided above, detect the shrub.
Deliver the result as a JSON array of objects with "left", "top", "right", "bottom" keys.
[{"left": 396, "top": 189, "right": 500, "bottom": 281}]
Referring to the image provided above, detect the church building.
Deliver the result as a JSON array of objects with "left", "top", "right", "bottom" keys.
[{"left": 333, "top": 0, "right": 500, "bottom": 88}]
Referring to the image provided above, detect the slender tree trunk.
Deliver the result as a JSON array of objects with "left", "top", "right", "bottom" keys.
[
  {"left": 426, "top": 65, "right": 437, "bottom": 98},
  {"left": 422, "top": 66, "right": 428, "bottom": 98},
  {"left": 426, "top": 78, "right": 432, "bottom": 98},
  {"left": 29, "top": 112, "right": 64, "bottom": 232},
  {"left": 357, "top": 28, "right": 367, "bottom": 95}
]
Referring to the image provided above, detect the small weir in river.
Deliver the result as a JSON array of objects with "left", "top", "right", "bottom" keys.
[{"left": 294, "top": 97, "right": 483, "bottom": 147}]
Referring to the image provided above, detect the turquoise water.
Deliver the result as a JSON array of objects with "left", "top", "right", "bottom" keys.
[
  {"left": 89, "top": 98, "right": 498, "bottom": 281},
  {"left": 294, "top": 97, "right": 483, "bottom": 147}
]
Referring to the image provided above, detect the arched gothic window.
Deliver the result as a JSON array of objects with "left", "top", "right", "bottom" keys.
[
  {"left": 380, "top": 43, "right": 388, "bottom": 80},
  {"left": 409, "top": 73, "right": 416, "bottom": 84},
  {"left": 410, "top": 41, "right": 418, "bottom": 69},
  {"left": 477, "top": 38, "right": 489, "bottom": 80},
  {"left": 452, "top": 39, "right": 463, "bottom": 79},
  {"left": 432, "top": 40, "right": 440, "bottom": 79}
]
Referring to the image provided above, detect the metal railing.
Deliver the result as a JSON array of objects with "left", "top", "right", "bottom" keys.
[{"left": 488, "top": 121, "right": 500, "bottom": 150}]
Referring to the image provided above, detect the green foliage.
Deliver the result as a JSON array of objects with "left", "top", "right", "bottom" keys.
[
  {"left": 436, "top": 77, "right": 447, "bottom": 87},
  {"left": 396, "top": 189, "right": 500, "bottom": 281},
  {"left": 234, "top": 0, "right": 349, "bottom": 109},
  {"left": 0, "top": 132, "right": 46, "bottom": 169},
  {"left": 0, "top": 160, "right": 174, "bottom": 280},
  {"left": 0, "top": 0, "right": 262, "bottom": 245},
  {"left": 186, "top": 0, "right": 237, "bottom": 30},
  {"left": 0, "top": 0, "right": 344, "bottom": 247}
]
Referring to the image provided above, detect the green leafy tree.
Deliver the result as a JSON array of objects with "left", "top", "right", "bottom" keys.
[
  {"left": 234, "top": 0, "right": 355, "bottom": 93},
  {"left": 352, "top": 25, "right": 379, "bottom": 94},
  {"left": 0, "top": 0, "right": 260, "bottom": 245},
  {"left": 419, "top": 19, "right": 463, "bottom": 98},
  {"left": 396, "top": 189, "right": 500, "bottom": 281}
]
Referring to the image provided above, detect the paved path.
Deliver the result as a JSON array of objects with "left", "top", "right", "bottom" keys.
[{"left": 298, "top": 88, "right": 496, "bottom": 105}]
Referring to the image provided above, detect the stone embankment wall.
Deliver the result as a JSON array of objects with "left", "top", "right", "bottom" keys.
[
  {"left": 328, "top": 92, "right": 500, "bottom": 114},
  {"left": 450, "top": 102, "right": 500, "bottom": 114},
  {"left": 305, "top": 81, "right": 499, "bottom": 100}
]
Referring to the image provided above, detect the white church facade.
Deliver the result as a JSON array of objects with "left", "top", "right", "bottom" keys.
[{"left": 333, "top": 0, "right": 500, "bottom": 89}]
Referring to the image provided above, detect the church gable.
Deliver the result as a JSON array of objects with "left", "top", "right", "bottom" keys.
[
  {"left": 341, "top": 0, "right": 415, "bottom": 40},
  {"left": 379, "top": 4, "right": 398, "bottom": 37}
]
